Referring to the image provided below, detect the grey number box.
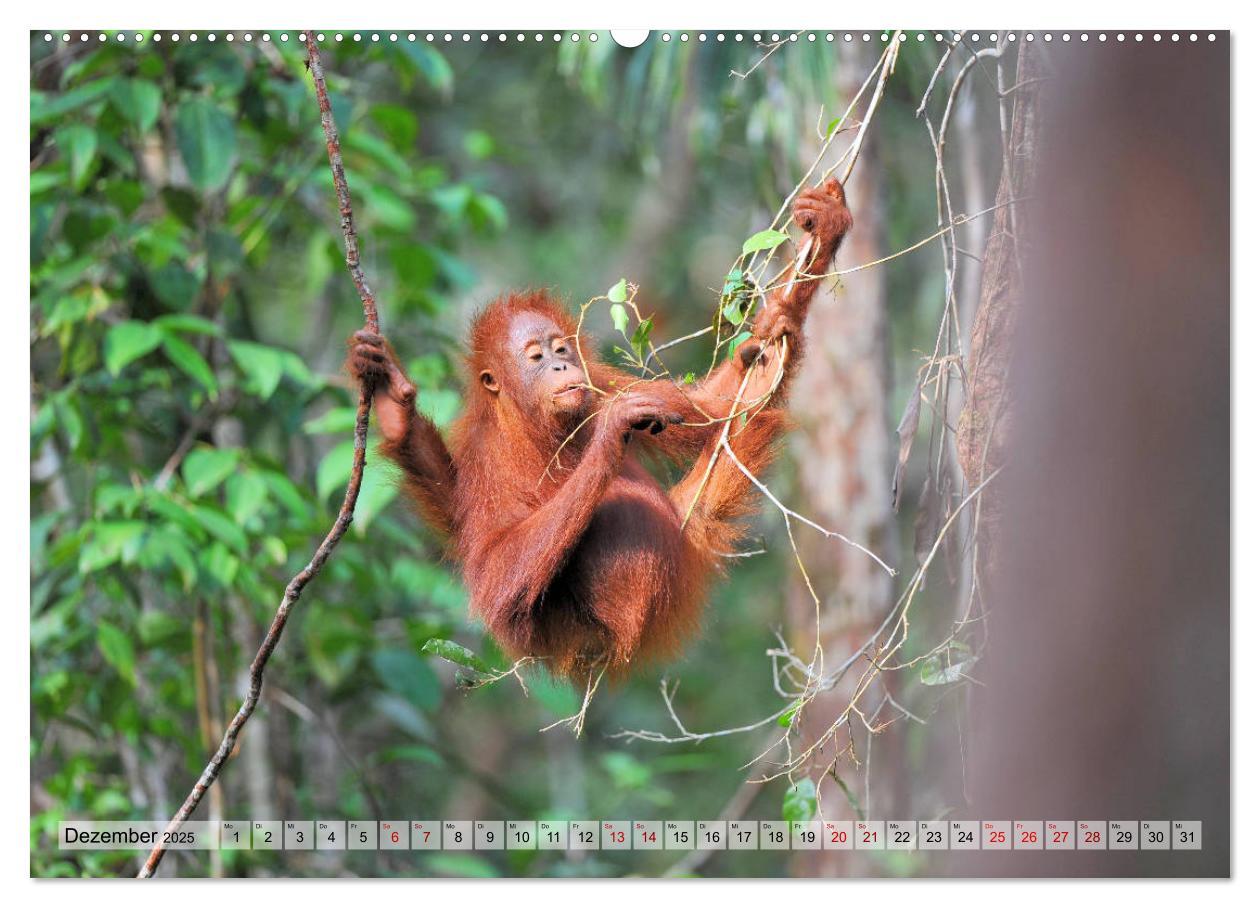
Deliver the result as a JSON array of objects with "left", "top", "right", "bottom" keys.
[
  {"left": 1046, "top": 821, "right": 1075, "bottom": 850},
  {"left": 887, "top": 821, "right": 915, "bottom": 850},
  {"left": 1015, "top": 820, "right": 1043, "bottom": 850},
  {"left": 823, "top": 821, "right": 854, "bottom": 850},
  {"left": 379, "top": 821, "right": 408, "bottom": 850},
  {"left": 951, "top": 820, "right": 979, "bottom": 850},
  {"left": 1109, "top": 821, "right": 1138, "bottom": 850},
  {"left": 1078, "top": 821, "right": 1106, "bottom": 850},
  {"left": 760, "top": 821, "right": 789, "bottom": 850},
  {"left": 697, "top": 821, "right": 725, "bottom": 850},
  {"left": 727, "top": 821, "right": 758, "bottom": 850},
  {"left": 221, "top": 821, "right": 249, "bottom": 850},
  {"left": 1172, "top": 821, "right": 1202, "bottom": 850},
  {"left": 568, "top": 820, "right": 598, "bottom": 851},
  {"left": 665, "top": 821, "right": 694, "bottom": 850},
  {"left": 602, "top": 821, "right": 631, "bottom": 851},
  {"left": 443, "top": 820, "right": 472, "bottom": 850},
  {"left": 284, "top": 820, "right": 314, "bottom": 850},
  {"left": 475, "top": 821, "right": 504, "bottom": 850},
  {"left": 348, "top": 820, "right": 376, "bottom": 850},
  {"left": 410, "top": 820, "right": 440, "bottom": 850},
  {"left": 1141, "top": 820, "right": 1170, "bottom": 850},
  {"left": 253, "top": 821, "right": 282, "bottom": 851},
  {"left": 918, "top": 821, "right": 948, "bottom": 851},
  {"left": 316, "top": 820, "right": 346, "bottom": 850},
  {"left": 506, "top": 821, "right": 537, "bottom": 850},
  {"left": 983, "top": 820, "right": 1012, "bottom": 850},
  {"left": 633, "top": 820, "right": 662, "bottom": 850},
  {"left": 792, "top": 821, "right": 821, "bottom": 850},
  {"left": 856, "top": 820, "right": 885, "bottom": 850},
  {"left": 538, "top": 820, "right": 567, "bottom": 850}
]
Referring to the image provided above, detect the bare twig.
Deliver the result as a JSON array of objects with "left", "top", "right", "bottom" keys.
[{"left": 138, "top": 33, "right": 381, "bottom": 878}]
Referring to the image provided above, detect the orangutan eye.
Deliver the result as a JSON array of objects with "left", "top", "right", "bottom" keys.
[
  {"left": 526, "top": 344, "right": 544, "bottom": 362},
  {"left": 554, "top": 343, "right": 568, "bottom": 356}
]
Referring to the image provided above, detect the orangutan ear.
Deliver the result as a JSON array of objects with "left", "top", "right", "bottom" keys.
[{"left": 480, "top": 370, "right": 499, "bottom": 394}]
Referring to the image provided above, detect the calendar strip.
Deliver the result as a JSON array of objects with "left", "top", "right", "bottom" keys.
[{"left": 59, "top": 819, "right": 1202, "bottom": 851}]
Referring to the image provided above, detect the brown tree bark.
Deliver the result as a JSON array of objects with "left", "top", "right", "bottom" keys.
[{"left": 956, "top": 42, "right": 1044, "bottom": 501}]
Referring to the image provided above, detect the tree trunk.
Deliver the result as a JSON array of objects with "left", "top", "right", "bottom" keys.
[
  {"left": 956, "top": 41, "right": 1044, "bottom": 502},
  {"left": 785, "top": 56, "right": 897, "bottom": 876}
]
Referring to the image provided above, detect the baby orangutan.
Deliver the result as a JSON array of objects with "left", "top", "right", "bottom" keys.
[{"left": 347, "top": 178, "right": 853, "bottom": 680}]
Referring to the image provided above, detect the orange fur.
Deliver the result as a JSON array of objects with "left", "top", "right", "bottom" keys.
[{"left": 349, "top": 181, "right": 852, "bottom": 682}]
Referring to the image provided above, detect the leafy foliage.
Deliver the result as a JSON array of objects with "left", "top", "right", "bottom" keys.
[
  {"left": 30, "top": 33, "right": 507, "bottom": 878},
  {"left": 31, "top": 31, "right": 953, "bottom": 880}
]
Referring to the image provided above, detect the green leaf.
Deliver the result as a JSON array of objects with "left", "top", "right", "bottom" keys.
[
  {"left": 742, "top": 229, "right": 789, "bottom": 256},
  {"left": 137, "top": 533, "right": 198, "bottom": 591},
  {"left": 111, "top": 78, "right": 162, "bottom": 132},
  {"left": 722, "top": 298, "right": 748, "bottom": 326},
  {"left": 154, "top": 314, "right": 222, "bottom": 336},
  {"left": 315, "top": 440, "right": 355, "bottom": 503},
  {"left": 55, "top": 125, "right": 98, "bottom": 189},
  {"left": 726, "top": 330, "right": 754, "bottom": 361},
  {"left": 188, "top": 504, "right": 248, "bottom": 553},
  {"left": 30, "top": 78, "right": 117, "bottom": 126},
  {"left": 52, "top": 396, "right": 84, "bottom": 452},
  {"left": 778, "top": 700, "right": 802, "bottom": 727},
  {"left": 362, "top": 184, "right": 417, "bottom": 231},
  {"left": 97, "top": 621, "right": 136, "bottom": 684},
  {"left": 200, "top": 541, "right": 240, "bottom": 587},
  {"left": 682, "top": 372, "right": 696, "bottom": 384},
  {"left": 261, "top": 536, "right": 287, "bottom": 565},
  {"left": 920, "top": 641, "right": 978, "bottom": 686},
  {"left": 630, "top": 317, "right": 653, "bottom": 361},
  {"left": 138, "top": 611, "right": 185, "bottom": 646},
  {"left": 607, "top": 278, "right": 628, "bottom": 304},
  {"left": 825, "top": 117, "right": 841, "bottom": 137},
  {"left": 353, "top": 458, "right": 400, "bottom": 534},
  {"left": 420, "top": 638, "right": 493, "bottom": 675},
  {"left": 104, "top": 321, "right": 163, "bottom": 375},
  {"left": 609, "top": 303, "right": 629, "bottom": 334},
  {"left": 227, "top": 340, "right": 287, "bottom": 400},
  {"left": 79, "top": 521, "right": 147, "bottom": 573},
  {"left": 175, "top": 98, "right": 236, "bottom": 192},
  {"left": 399, "top": 42, "right": 454, "bottom": 94},
  {"left": 372, "top": 649, "right": 441, "bottom": 710},
  {"left": 303, "top": 407, "right": 359, "bottom": 436},
  {"left": 782, "top": 779, "right": 817, "bottom": 823},
  {"left": 469, "top": 193, "right": 507, "bottom": 233},
  {"left": 280, "top": 350, "right": 320, "bottom": 390},
  {"left": 831, "top": 773, "right": 864, "bottom": 818},
  {"left": 161, "top": 335, "right": 218, "bottom": 398},
  {"left": 182, "top": 447, "right": 239, "bottom": 498}
]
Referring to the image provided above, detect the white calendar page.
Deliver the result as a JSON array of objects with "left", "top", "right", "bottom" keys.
[{"left": 17, "top": 0, "right": 1241, "bottom": 895}]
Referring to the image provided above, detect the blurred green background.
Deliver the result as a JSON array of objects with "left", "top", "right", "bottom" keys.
[{"left": 30, "top": 30, "right": 1003, "bottom": 877}]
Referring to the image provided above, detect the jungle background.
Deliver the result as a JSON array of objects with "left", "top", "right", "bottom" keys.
[{"left": 29, "top": 29, "right": 1159, "bottom": 878}]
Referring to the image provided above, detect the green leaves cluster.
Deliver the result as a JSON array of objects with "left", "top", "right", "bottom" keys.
[
  {"left": 605, "top": 278, "right": 655, "bottom": 369},
  {"left": 30, "top": 34, "right": 507, "bottom": 877}
]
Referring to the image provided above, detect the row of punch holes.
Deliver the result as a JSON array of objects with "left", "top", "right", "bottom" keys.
[{"left": 42, "top": 31, "right": 1218, "bottom": 46}]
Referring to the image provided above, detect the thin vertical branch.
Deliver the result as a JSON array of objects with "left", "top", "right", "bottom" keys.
[{"left": 138, "top": 33, "right": 381, "bottom": 879}]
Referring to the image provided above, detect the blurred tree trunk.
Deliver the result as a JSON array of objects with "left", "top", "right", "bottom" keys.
[
  {"left": 785, "top": 58, "right": 898, "bottom": 876},
  {"left": 956, "top": 41, "right": 1043, "bottom": 507},
  {"left": 954, "top": 35, "right": 1228, "bottom": 876}
]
